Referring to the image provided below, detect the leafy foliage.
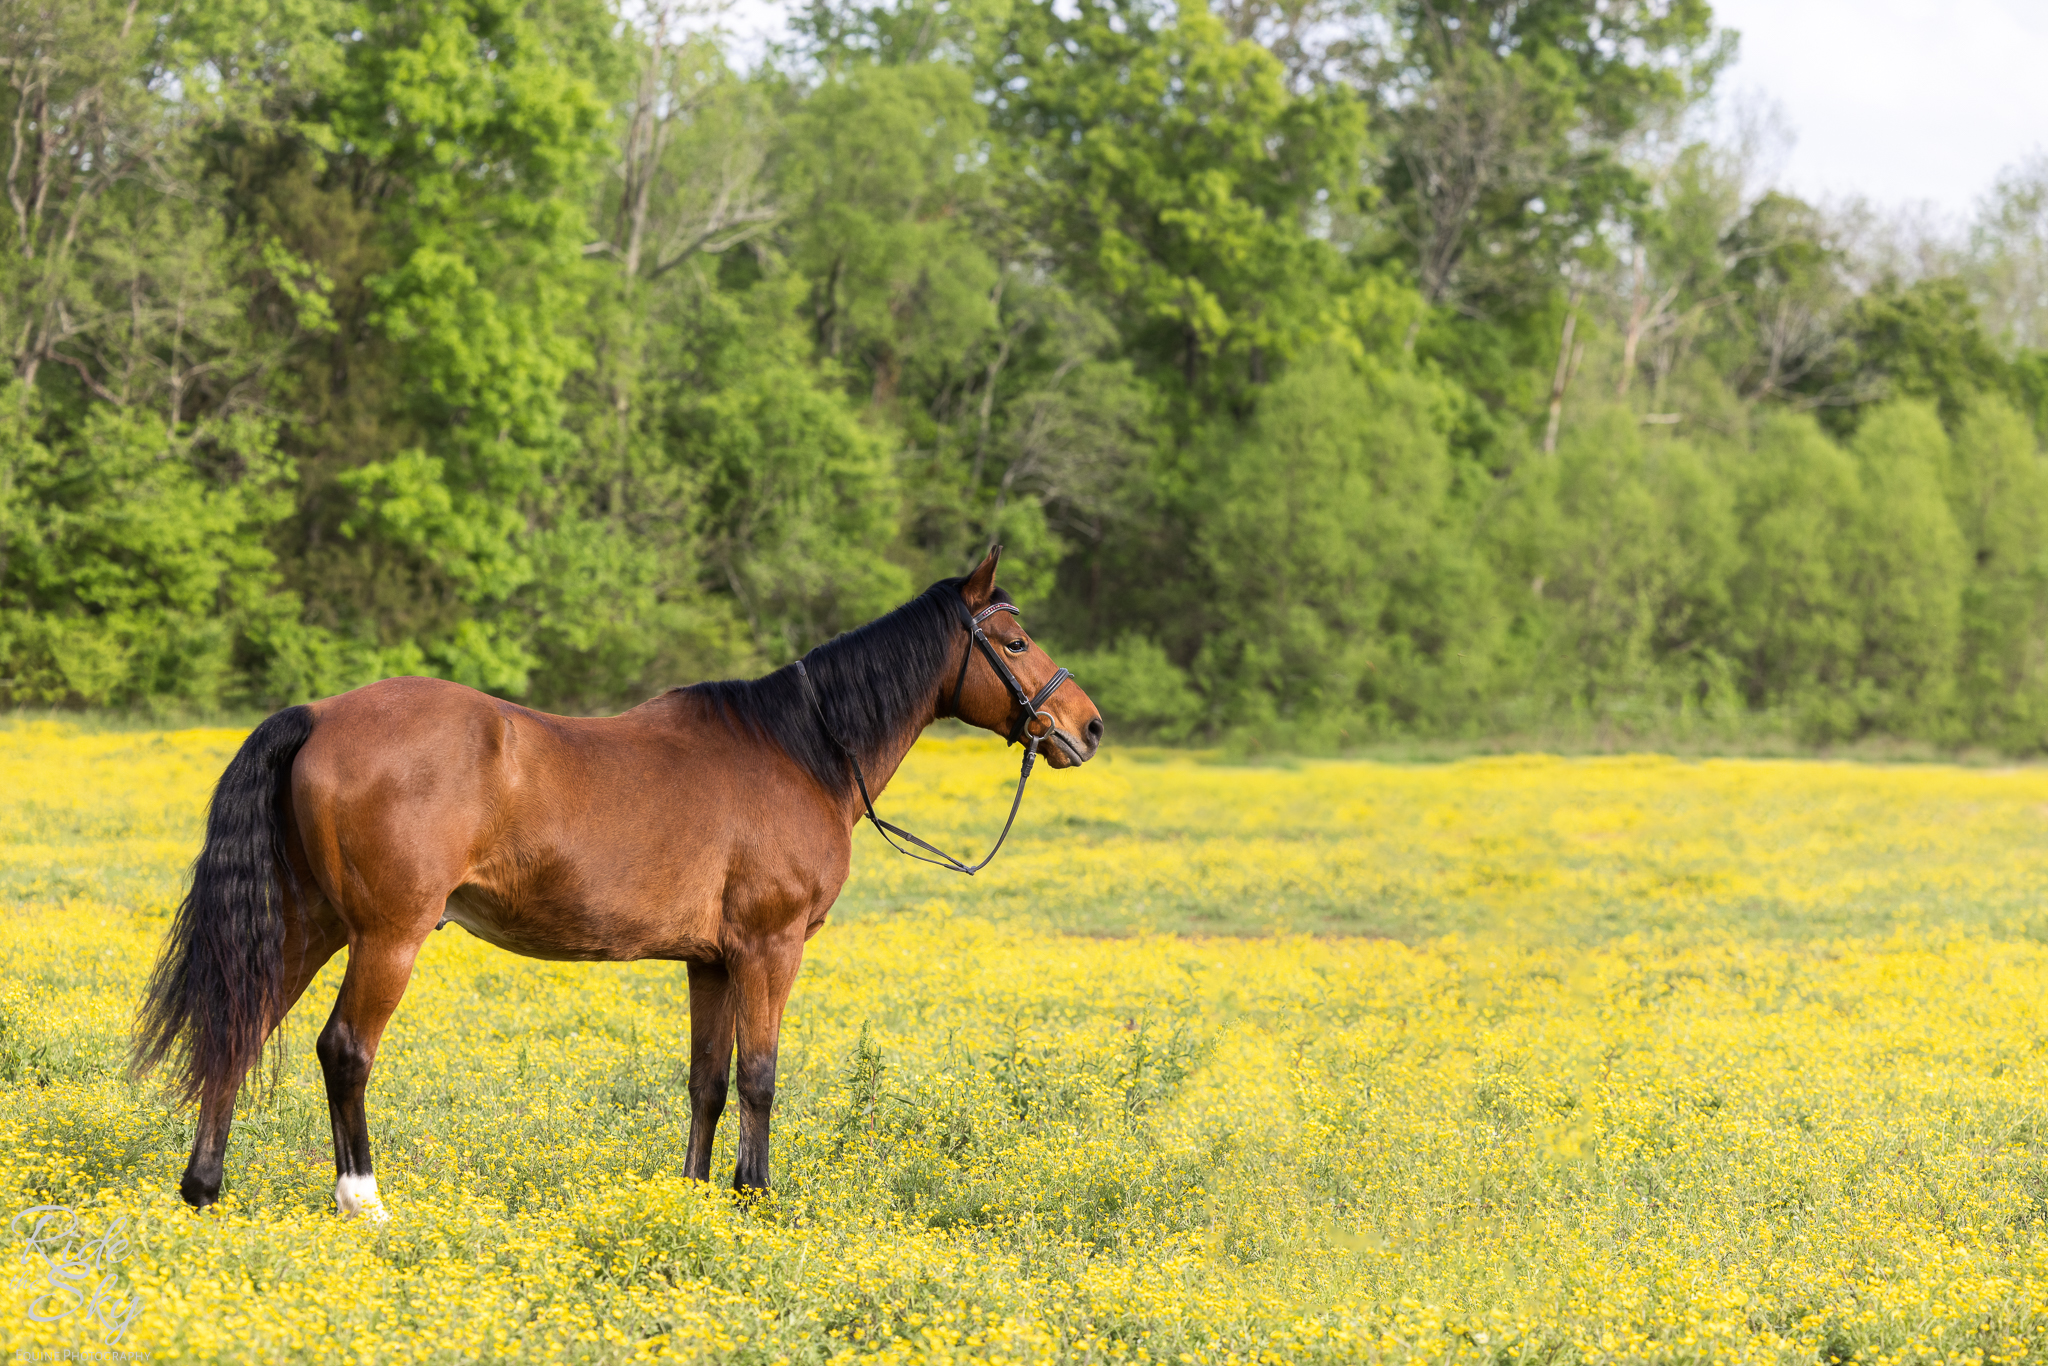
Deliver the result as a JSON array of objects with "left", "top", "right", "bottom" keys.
[{"left": 4, "top": 0, "right": 2048, "bottom": 752}]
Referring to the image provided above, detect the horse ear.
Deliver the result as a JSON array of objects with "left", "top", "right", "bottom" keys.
[{"left": 963, "top": 544, "right": 1002, "bottom": 608}]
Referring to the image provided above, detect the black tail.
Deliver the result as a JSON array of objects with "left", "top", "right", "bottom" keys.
[{"left": 133, "top": 705, "right": 315, "bottom": 1105}]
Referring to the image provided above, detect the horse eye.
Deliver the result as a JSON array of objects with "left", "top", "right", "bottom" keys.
[{"left": 1005, "top": 638, "right": 1028, "bottom": 654}]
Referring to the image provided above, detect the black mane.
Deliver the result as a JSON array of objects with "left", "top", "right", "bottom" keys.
[{"left": 682, "top": 577, "right": 1007, "bottom": 795}]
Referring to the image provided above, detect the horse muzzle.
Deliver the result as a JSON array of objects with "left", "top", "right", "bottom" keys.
[{"left": 1043, "top": 721, "right": 1101, "bottom": 767}]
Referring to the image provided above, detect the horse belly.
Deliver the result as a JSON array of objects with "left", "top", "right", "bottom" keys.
[{"left": 438, "top": 884, "right": 723, "bottom": 963}]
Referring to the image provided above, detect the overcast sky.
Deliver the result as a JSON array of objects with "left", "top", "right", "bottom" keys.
[{"left": 1710, "top": 0, "right": 2048, "bottom": 221}]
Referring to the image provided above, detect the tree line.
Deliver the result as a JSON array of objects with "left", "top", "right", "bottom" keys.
[{"left": 4, "top": 0, "right": 2048, "bottom": 748}]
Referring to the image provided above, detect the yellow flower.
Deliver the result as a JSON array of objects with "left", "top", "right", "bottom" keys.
[{"left": 6, "top": 723, "right": 2048, "bottom": 1362}]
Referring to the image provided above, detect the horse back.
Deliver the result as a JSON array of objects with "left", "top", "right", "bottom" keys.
[{"left": 290, "top": 676, "right": 850, "bottom": 962}]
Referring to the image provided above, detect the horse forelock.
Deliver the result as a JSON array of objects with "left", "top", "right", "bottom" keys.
[{"left": 684, "top": 576, "right": 976, "bottom": 796}]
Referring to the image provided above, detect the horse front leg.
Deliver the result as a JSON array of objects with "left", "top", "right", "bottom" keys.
[
  {"left": 683, "top": 961, "right": 736, "bottom": 1181},
  {"left": 729, "top": 933, "right": 805, "bottom": 1192},
  {"left": 316, "top": 935, "right": 423, "bottom": 1220}
]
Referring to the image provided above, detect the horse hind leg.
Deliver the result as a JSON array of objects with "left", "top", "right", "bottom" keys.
[
  {"left": 317, "top": 932, "right": 427, "bottom": 1220},
  {"left": 179, "top": 892, "right": 346, "bottom": 1209}
]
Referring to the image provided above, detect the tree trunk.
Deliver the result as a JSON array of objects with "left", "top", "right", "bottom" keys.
[{"left": 1543, "top": 297, "right": 1579, "bottom": 455}]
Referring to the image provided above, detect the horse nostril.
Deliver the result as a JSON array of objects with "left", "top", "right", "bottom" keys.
[{"left": 1085, "top": 717, "right": 1104, "bottom": 746}]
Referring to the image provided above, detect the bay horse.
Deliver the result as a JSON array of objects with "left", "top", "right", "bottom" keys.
[{"left": 133, "top": 548, "right": 1101, "bottom": 1218}]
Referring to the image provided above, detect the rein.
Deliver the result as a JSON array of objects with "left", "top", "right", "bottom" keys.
[{"left": 793, "top": 597, "right": 1072, "bottom": 876}]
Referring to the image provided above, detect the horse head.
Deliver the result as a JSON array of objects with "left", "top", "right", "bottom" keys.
[{"left": 952, "top": 546, "right": 1104, "bottom": 768}]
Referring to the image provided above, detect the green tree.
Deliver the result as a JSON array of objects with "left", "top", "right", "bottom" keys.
[
  {"left": 988, "top": 0, "right": 1365, "bottom": 418},
  {"left": 1367, "top": 0, "right": 1722, "bottom": 377},
  {"left": 1717, "top": 192, "right": 1860, "bottom": 409},
  {"left": 0, "top": 0, "right": 332, "bottom": 709},
  {"left": 1723, "top": 411, "right": 1862, "bottom": 737},
  {"left": 658, "top": 278, "right": 911, "bottom": 660},
  {"left": 1843, "top": 400, "right": 1967, "bottom": 735},
  {"left": 1531, "top": 406, "right": 1737, "bottom": 723},
  {"left": 279, "top": 0, "right": 617, "bottom": 694},
  {"left": 1185, "top": 349, "right": 1497, "bottom": 738},
  {"left": 1945, "top": 395, "right": 2048, "bottom": 748},
  {"left": 1832, "top": 277, "right": 2014, "bottom": 430}
]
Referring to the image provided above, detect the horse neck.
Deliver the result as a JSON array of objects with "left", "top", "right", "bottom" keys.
[{"left": 833, "top": 633, "right": 960, "bottom": 816}]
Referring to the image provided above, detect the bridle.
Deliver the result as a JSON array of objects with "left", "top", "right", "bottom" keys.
[
  {"left": 949, "top": 600, "right": 1074, "bottom": 746},
  {"left": 793, "top": 595, "right": 1074, "bottom": 875}
]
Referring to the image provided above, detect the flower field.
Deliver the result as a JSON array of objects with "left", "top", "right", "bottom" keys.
[{"left": 7, "top": 722, "right": 2048, "bottom": 1362}]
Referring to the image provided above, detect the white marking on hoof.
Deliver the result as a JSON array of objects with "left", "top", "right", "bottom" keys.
[{"left": 335, "top": 1174, "right": 388, "bottom": 1222}]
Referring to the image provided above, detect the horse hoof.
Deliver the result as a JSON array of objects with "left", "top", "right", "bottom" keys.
[
  {"left": 335, "top": 1174, "right": 390, "bottom": 1222},
  {"left": 178, "top": 1175, "right": 219, "bottom": 1209}
]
